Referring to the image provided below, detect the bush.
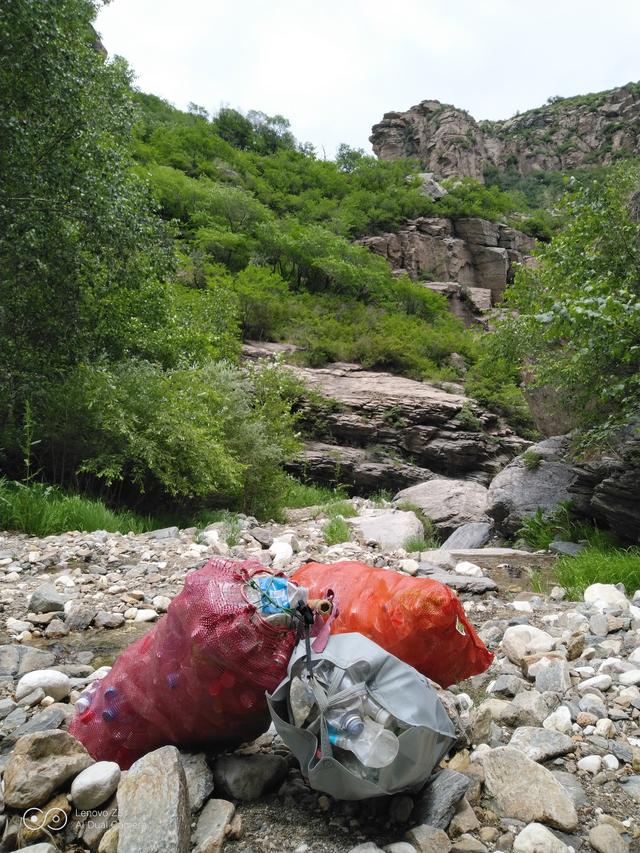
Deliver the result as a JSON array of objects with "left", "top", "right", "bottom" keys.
[
  {"left": 323, "top": 517, "right": 351, "bottom": 545},
  {"left": 30, "top": 359, "right": 301, "bottom": 519},
  {"left": 279, "top": 477, "right": 349, "bottom": 510}
]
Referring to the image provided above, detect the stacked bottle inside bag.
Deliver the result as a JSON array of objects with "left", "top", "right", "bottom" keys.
[{"left": 289, "top": 661, "right": 404, "bottom": 781}]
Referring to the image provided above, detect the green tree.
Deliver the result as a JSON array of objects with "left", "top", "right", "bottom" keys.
[
  {"left": 0, "top": 0, "right": 170, "bottom": 450},
  {"left": 496, "top": 165, "right": 640, "bottom": 445}
]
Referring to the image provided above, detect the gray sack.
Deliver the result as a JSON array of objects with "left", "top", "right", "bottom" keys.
[{"left": 267, "top": 632, "right": 456, "bottom": 800}]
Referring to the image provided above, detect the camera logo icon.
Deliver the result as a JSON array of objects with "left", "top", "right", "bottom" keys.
[{"left": 22, "top": 807, "right": 68, "bottom": 832}]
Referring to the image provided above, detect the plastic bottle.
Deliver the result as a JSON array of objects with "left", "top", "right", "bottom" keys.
[
  {"left": 326, "top": 707, "right": 364, "bottom": 736},
  {"left": 328, "top": 717, "right": 399, "bottom": 768},
  {"left": 363, "top": 696, "right": 393, "bottom": 728}
]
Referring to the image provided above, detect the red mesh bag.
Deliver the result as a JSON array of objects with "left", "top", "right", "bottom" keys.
[
  {"left": 292, "top": 561, "right": 493, "bottom": 687},
  {"left": 69, "top": 559, "right": 297, "bottom": 769}
]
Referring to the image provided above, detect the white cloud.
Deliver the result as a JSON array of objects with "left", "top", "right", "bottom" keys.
[{"left": 96, "top": 0, "right": 640, "bottom": 157}]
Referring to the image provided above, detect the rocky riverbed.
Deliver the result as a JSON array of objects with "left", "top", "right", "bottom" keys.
[{"left": 0, "top": 501, "right": 639, "bottom": 853}]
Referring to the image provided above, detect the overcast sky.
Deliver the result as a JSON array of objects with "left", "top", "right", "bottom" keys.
[{"left": 96, "top": 0, "right": 640, "bottom": 158}]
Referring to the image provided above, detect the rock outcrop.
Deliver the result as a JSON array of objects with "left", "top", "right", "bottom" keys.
[
  {"left": 371, "top": 82, "right": 640, "bottom": 182},
  {"left": 284, "top": 362, "right": 528, "bottom": 493},
  {"left": 357, "top": 216, "right": 535, "bottom": 305},
  {"left": 568, "top": 426, "right": 640, "bottom": 544}
]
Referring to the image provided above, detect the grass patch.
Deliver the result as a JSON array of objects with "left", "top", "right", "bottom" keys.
[
  {"left": 395, "top": 501, "right": 441, "bottom": 549},
  {"left": 404, "top": 535, "right": 430, "bottom": 553},
  {"left": 554, "top": 548, "right": 640, "bottom": 599},
  {"left": 323, "top": 517, "right": 351, "bottom": 545},
  {"left": 370, "top": 489, "right": 393, "bottom": 507},
  {"left": 516, "top": 502, "right": 616, "bottom": 551},
  {"left": 280, "top": 476, "right": 349, "bottom": 509},
  {"left": 323, "top": 500, "right": 358, "bottom": 519},
  {"left": 521, "top": 449, "right": 542, "bottom": 471},
  {"left": 0, "top": 479, "right": 157, "bottom": 537}
]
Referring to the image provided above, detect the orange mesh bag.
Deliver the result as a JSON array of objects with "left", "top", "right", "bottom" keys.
[
  {"left": 292, "top": 561, "right": 492, "bottom": 687},
  {"left": 69, "top": 559, "right": 298, "bottom": 769}
]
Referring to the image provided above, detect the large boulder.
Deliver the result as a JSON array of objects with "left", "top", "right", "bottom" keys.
[
  {"left": 569, "top": 425, "right": 640, "bottom": 543},
  {"left": 347, "top": 508, "right": 424, "bottom": 549},
  {"left": 486, "top": 437, "right": 576, "bottom": 536},
  {"left": 393, "top": 479, "right": 488, "bottom": 535}
]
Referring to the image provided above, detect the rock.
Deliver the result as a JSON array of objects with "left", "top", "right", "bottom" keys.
[
  {"left": 349, "top": 845, "right": 385, "bottom": 853},
  {"left": 269, "top": 539, "right": 294, "bottom": 567},
  {"left": 449, "top": 798, "right": 479, "bottom": 835},
  {"left": 347, "top": 509, "right": 423, "bottom": 550},
  {"left": 577, "top": 674, "right": 612, "bottom": 693},
  {"left": 440, "top": 523, "right": 493, "bottom": 550},
  {"left": 584, "top": 582, "right": 629, "bottom": 611},
  {"left": 12, "top": 845, "right": 59, "bottom": 853},
  {"left": 618, "top": 775, "right": 640, "bottom": 802},
  {"left": 450, "top": 836, "right": 487, "bottom": 853},
  {"left": 502, "top": 625, "right": 555, "bottom": 665},
  {"left": 543, "top": 706, "right": 573, "bottom": 735},
  {"left": 192, "top": 798, "right": 236, "bottom": 853},
  {"left": 3, "top": 730, "right": 93, "bottom": 808},
  {"left": 212, "top": 754, "right": 288, "bottom": 800},
  {"left": 513, "top": 823, "right": 570, "bottom": 853},
  {"left": 530, "top": 657, "right": 571, "bottom": 694},
  {"left": 405, "top": 824, "right": 452, "bottom": 853},
  {"left": 99, "top": 825, "right": 119, "bottom": 853},
  {"left": 486, "top": 437, "right": 576, "bottom": 535},
  {"left": 28, "top": 583, "right": 69, "bottom": 614},
  {"left": 149, "top": 526, "right": 179, "bottom": 540},
  {"left": 65, "top": 604, "right": 96, "bottom": 631},
  {"left": 482, "top": 747, "right": 578, "bottom": 830},
  {"left": 179, "top": 751, "right": 214, "bottom": 812},
  {"left": 568, "top": 426, "right": 640, "bottom": 543},
  {"left": 71, "top": 761, "right": 120, "bottom": 810},
  {"left": 416, "top": 563, "right": 498, "bottom": 593},
  {"left": 550, "top": 771, "right": 587, "bottom": 808},
  {"left": 549, "top": 541, "right": 585, "bottom": 556},
  {"left": 508, "top": 727, "right": 574, "bottom": 762},
  {"left": 413, "top": 768, "right": 471, "bottom": 829},
  {"left": 94, "top": 611, "right": 125, "bottom": 629},
  {"left": 454, "top": 561, "right": 484, "bottom": 578},
  {"left": 152, "top": 595, "right": 171, "bottom": 612},
  {"left": 588, "top": 823, "right": 629, "bottom": 853},
  {"left": 134, "top": 609, "right": 157, "bottom": 622},
  {"left": 384, "top": 845, "right": 417, "bottom": 853},
  {"left": 15, "top": 669, "right": 71, "bottom": 702},
  {"left": 393, "top": 480, "right": 488, "bottom": 535},
  {"left": 117, "top": 745, "right": 190, "bottom": 853}
]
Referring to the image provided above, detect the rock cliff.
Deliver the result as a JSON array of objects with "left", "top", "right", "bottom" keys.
[
  {"left": 357, "top": 215, "right": 535, "bottom": 306},
  {"left": 371, "top": 82, "right": 640, "bottom": 181},
  {"left": 282, "top": 361, "right": 528, "bottom": 492}
]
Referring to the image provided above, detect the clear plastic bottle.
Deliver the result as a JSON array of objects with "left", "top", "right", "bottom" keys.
[
  {"left": 326, "top": 707, "right": 364, "bottom": 736},
  {"left": 363, "top": 696, "right": 393, "bottom": 728},
  {"left": 328, "top": 717, "right": 399, "bottom": 768}
]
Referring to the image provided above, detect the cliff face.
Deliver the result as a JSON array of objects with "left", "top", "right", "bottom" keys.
[
  {"left": 357, "top": 216, "right": 535, "bottom": 305},
  {"left": 371, "top": 83, "right": 640, "bottom": 181}
]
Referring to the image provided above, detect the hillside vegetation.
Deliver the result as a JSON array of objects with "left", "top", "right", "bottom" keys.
[{"left": 1, "top": 0, "right": 638, "bottom": 525}]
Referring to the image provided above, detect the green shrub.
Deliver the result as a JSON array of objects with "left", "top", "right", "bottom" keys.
[
  {"left": 323, "top": 517, "right": 351, "bottom": 545},
  {"left": 279, "top": 477, "right": 349, "bottom": 510},
  {"left": 516, "top": 502, "right": 615, "bottom": 550},
  {"left": 324, "top": 500, "right": 358, "bottom": 519},
  {"left": 554, "top": 548, "right": 640, "bottom": 599},
  {"left": 455, "top": 404, "right": 482, "bottom": 431},
  {"left": 404, "top": 535, "right": 430, "bottom": 553},
  {"left": 522, "top": 450, "right": 542, "bottom": 471},
  {"left": 32, "top": 359, "right": 300, "bottom": 520},
  {"left": 0, "top": 480, "right": 156, "bottom": 537}
]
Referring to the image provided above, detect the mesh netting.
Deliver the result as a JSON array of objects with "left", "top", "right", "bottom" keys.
[
  {"left": 292, "top": 561, "right": 493, "bottom": 687},
  {"left": 69, "top": 559, "right": 297, "bottom": 769}
]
